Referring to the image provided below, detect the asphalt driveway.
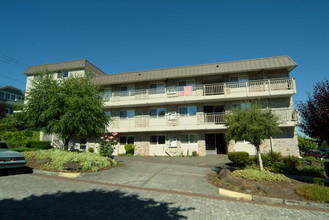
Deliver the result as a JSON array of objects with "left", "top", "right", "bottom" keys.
[{"left": 78, "top": 155, "right": 231, "bottom": 196}]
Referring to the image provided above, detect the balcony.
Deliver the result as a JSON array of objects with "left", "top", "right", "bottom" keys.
[
  {"left": 103, "top": 77, "right": 296, "bottom": 107},
  {"left": 108, "top": 108, "right": 299, "bottom": 133}
]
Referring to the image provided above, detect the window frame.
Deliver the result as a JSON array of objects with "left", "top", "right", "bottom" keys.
[
  {"left": 150, "top": 135, "right": 166, "bottom": 145},
  {"left": 120, "top": 110, "right": 135, "bottom": 119},
  {"left": 149, "top": 108, "right": 166, "bottom": 117},
  {"left": 119, "top": 136, "right": 135, "bottom": 145},
  {"left": 180, "top": 134, "right": 198, "bottom": 144},
  {"left": 179, "top": 106, "right": 197, "bottom": 116}
]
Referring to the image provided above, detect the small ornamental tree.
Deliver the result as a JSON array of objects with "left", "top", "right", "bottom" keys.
[
  {"left": 298, "top": 79, "right": 329, "bottom": 144},
  {"left": 225, "top": 103, "right": 280, "bottom": 171},
  {"left": 25, "top": 73, "right": 110, "bottom": 150},
  {"left": 99, "top": 132, "right": 118, "bottom": 157}
]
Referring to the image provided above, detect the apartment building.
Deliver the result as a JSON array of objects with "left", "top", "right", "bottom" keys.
[
  {"left": 0, "top": 85, "right": 24, "bottom": 114},
  {"left": 24, "top": 56, "right": 300, "bottom": 156}
]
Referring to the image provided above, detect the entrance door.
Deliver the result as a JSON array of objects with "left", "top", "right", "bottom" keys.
[{"left": 205, "top": 133, "right": 227, "bottom": 154}]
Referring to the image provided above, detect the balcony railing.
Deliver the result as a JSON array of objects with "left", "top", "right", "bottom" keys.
[
  {"left": 108, "top": 109, "right": 299, "bottom": 131},
  {"left": 103, "top": 77, "right": 295, "bottom": 104}
]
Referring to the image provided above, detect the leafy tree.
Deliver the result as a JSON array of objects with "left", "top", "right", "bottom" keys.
[
  {"left": 25, "top": 74, "right": 109, "bottom": 150},
  {"left": 298, "top": 79, "right": 329, "bottom": 144},
  {"left": 225, "top": 104, "right": 280, "bottom": 171},
  {"left": 0, "top": 102, "right": 6, "bottom": 119},
  {"left": 298, "top": 136, "right": 318, "bottom": 153}
]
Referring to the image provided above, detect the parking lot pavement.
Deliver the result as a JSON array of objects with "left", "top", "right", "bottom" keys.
[
  {"left": 78, "top": 160, "right": 219, "bottom": 196},
  {"left": 1, "top": 173, "right": 329, "bottom": 220}
]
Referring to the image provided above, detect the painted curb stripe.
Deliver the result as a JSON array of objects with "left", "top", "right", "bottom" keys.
[{"left": 58, "top": 172, "right": 80, "bottom": 178}]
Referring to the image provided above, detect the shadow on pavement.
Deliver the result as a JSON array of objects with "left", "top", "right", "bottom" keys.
[
  {"left": 0, "top": 166, "right": 33, "bottom": 177},
  {"left": 0, "top": 189, "right": 195, "bottom": 219}
]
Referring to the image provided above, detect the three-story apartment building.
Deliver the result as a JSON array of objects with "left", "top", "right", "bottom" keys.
[{"left": 24, "top": 56, "right": 300, "bottom": 156}]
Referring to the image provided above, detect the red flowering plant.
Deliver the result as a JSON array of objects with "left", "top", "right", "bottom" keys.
[{"left": 99, "top": 132, "right": 118, "bottom": 157}]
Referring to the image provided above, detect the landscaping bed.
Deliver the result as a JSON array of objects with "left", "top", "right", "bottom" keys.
[
  {"left": 207, "top": 151, "right": 329, "bottom": 203},
  {"left": 23, "top": 149, "right": 118, "bottom": 172},
  {"left": 207, "top": 170, "right": 308, "bottom": 201}
]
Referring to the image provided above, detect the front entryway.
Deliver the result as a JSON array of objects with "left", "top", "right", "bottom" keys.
[{"left": 205, "top": 133, "right": 226, "bottom": 154}]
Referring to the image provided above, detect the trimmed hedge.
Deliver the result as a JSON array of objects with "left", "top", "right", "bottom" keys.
[
  {"left": 124, "top": 144, "right": 135, "bottom": 155},
  {"left": 27, "top": 141, "right": 52, "bottom": 149}
]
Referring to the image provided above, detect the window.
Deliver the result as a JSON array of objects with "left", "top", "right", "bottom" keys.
[
  {"left": 102, "top": 88, "right": 112, "bottom": 101},
  {"left": 150, "top": 108, "right": 166, "bottom": 117},
  {"left": 57, "top": 71, "right": 69, "bottom": 79},
  {"left": 232, "top": 103, "right": 251, "bottom": 110},
  {"left": 105, "top": 111, "right": 111, "bottom": 116},
  {"left": 149, "top": 83, "right": 165, "bottom": 94},
  {"left": 229, "top": 75, "right": 248, "bottom": 87},
  {"left": 0, "top": 92, "right": 4, "bottom": 98},
  {"left": 179, "top": 106, "right": 197, "bottom": 116},
  {"left": 120, "top": 110, "right": 135, "bottom": 118},
  {"left": 5, "top": 108, "right": 10, "bottom": 114},
  {"left": 10, "top": 94, "right": 16, "bottom": 100},
  {"left": 150, "top": 135, "right": 165, "bottom": 145},
  {"left": 121, "top": 85, "right": 135, "bottom": 96},
  {"left": 180, "top": 134, "right": 198, "bottom": 144},
  {"left": 5, "top": 93, "right": 10, "bottom": 99},
  {"left": 178, "top": 80, "right": 196, "bottom": 87},
  {"left": 120, "top": 136, "right": 134, "bottom": 144}
]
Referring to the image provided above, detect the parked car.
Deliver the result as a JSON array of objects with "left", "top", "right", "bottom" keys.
[
  {"left": 0, "top": 141, "right": 26, "bottom": 169},
  {"left": 321, "top": 152, "right": 329, "bottom": 161},
  {"left": 304, "top": 150, "right": 325, "bottom": 158}
]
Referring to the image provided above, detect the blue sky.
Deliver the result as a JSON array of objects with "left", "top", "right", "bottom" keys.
[{"left": 0, "top": 0, "right": 328, "bottom": 104}]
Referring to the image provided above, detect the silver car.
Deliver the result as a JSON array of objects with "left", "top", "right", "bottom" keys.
[{"left": 0, "top": 141, "right": 26, "bottom": 169}]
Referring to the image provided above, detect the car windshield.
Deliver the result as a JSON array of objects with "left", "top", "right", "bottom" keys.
[{"left": 0, "top": 142, "right": 9, "bottom": 149}]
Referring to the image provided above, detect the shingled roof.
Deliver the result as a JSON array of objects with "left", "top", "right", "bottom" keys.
[
  {"left": 24, "top": 59, "right": 106, "bottom": 76},
  {"left": 92, "top": 55, "right": 297, "bottom": 86}
]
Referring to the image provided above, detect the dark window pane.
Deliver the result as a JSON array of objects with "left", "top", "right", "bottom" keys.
[
  {"left": 120, "top": 111, "right": 127, "bottom": 118},
  {"left": 127, "top": 137, "right": 134, "bottom": 144},
  {"left": 158, "top": 136, "right": 165, "bottom": 144},
  {"left": 63, "top": 71, "right": 69, "bottom": 77},
  {"left": 179, "top": 107, "right": 188, "bottom": 115},
  {"left": 188, "top": 106, "right": 197, "bottom": 115},
  {"left": 181, "top": 135, "right": 188, "bottom": 143},
  {"left": 120, "top": 136, "right": 127, "bottom": 144},
  {"left": 150, "top": 136, "right": 157, "bottom": 144},
  {"left": 150, "top": 109, "right": 157, "bottom": 117}
]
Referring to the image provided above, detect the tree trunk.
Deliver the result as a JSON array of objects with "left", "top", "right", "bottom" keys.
[
  {"left": 63, "top": 138, "right": 69, "bottom": 151},
  {"left": 256, "top": 145, "right": 264, "bottom": 171}
]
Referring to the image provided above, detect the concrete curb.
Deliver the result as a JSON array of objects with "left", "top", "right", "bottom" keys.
[
  {"left": 219, "top": 188, "right": 329, "bottom": 210},
  {"left": 33, "top": 169, "right": 80, "bottom": 178}
]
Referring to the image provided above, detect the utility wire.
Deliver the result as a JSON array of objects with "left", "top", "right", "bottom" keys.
[{"left": 0, "top": 53, "right": 30, "bottom": 69}]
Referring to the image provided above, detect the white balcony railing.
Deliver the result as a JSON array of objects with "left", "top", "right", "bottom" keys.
[
  {"left": 103, "top": 77, "right": 295, "bottom": 104},
  {"left": 108, "top": 109, "right": 299, "bottom": 132}
]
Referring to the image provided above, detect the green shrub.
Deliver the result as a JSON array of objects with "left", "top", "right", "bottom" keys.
[
  {"left": 192, "top": 151, "right": 198, "bottom": 157},
  {"left": 231, "top": 169, "right": 291, "bottom": 182},
  {"left": 1, "top": 130, "right": 39, "bottom": 147},
  {"left": 298, "top": 136, "right": 318, "bottom": 153},
  {"left": 228, "top": 152, "right": 251, "bottom": 169},
  {"left": 303, "top": 156, "right": 316, "bottom": 165},
  {"left": 313, "top": 177, "right": 325, "bottom": 186},
  {"left": 23, "top": 149, "right": 116, "bottom": 171},
  {"left": 124, "top": 144, "right": 135, "bottom": 155},
  {"left": 282, "top": 156, "right": 300, "bottom": 174},
  {"left": 88, "top": 148, "right": 94, "bottom": 153},
  {"left": 99, "top": 142, "right": 115, "bottom": 157},
  {"left": 297, "top": 165, "right": 325, "bottom": 177},
  {"left": 27, "top": 141, "right": 52, "bottom": 149},
  {"left": 296, "top": 184, "right": 329, "bottom": 203}
]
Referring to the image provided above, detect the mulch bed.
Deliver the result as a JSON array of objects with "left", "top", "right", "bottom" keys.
[{"left": 207, "top": 171, "right": 313, "bottom": 202}]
